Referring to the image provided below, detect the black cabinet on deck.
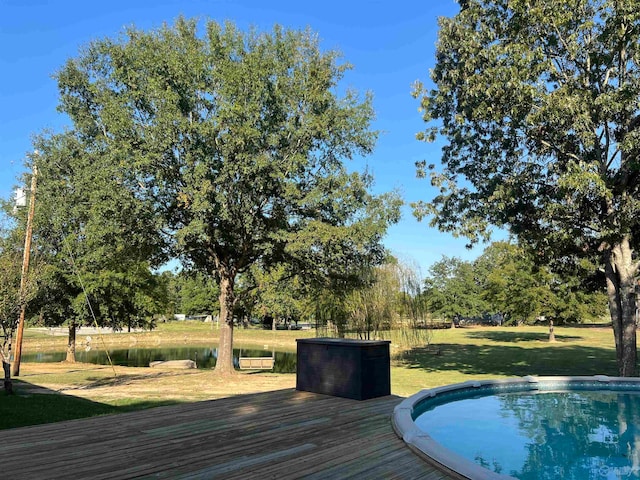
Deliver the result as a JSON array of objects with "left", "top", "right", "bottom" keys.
[{"left": 296, "top": 338, "right": 391, "bottom": 400}]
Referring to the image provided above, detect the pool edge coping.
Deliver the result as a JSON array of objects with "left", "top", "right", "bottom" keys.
[{"left": 392, "top": 375, "right": 640, "bottom": 480}]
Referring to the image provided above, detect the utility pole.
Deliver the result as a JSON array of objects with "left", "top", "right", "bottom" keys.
[{"left": 12, "top": 164, "right": 38, "bottom": 377}]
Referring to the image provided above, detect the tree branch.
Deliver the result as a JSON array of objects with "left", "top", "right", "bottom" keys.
[
  {"left": 540, "top": 139, "right": 581, "bottom": 162},
  {"left": 607, "top": 148, "right": 621, "bottom": 171}
]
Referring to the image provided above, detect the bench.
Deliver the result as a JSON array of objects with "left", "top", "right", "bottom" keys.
[{"left": 239, "top": 356, "right": 275, "bottom": 370}]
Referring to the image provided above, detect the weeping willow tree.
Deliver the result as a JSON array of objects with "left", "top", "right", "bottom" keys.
[
  {"left": 312, "top": 281, "right": 352, "bottom": 338},
  {"left": 344, "top": 264, "right": 397, "bottom": 340},
  {"left": 313, "top": 259, "right": 432, "bottom": 348},
  {"left": 396, "top": 260, "right": 432, "bottom": 348}
]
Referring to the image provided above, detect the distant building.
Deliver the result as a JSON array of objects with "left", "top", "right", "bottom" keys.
[{"left": 173, "top": 314, "right": 212, "bottom": 322}]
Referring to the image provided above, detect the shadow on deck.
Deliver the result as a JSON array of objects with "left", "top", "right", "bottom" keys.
[{"left": 2, "top": 388, "right": 453, "bottom": 479}]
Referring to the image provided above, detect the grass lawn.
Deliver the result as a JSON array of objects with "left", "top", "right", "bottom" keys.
[
  {"left": 390, "top": 324, "right": 617, "bottom": 396},
  {"left": 1, "top": 322, "right": 619, "bottom": 429},
  {"left": 0, "top": 390, "right": 178, "bottom": 430}
]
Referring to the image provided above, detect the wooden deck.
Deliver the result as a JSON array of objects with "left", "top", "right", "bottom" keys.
[{"left": 2, "top": 389, "right": 454, "bottom": 479}]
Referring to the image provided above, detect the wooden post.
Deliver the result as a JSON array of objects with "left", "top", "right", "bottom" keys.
[{"left": 12, "top": 165, "right": 37, "bottom": 377}]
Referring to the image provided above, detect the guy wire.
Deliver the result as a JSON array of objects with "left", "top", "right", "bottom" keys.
[{"left": 62, "top": 239, "right": 118, "bottom": 378}]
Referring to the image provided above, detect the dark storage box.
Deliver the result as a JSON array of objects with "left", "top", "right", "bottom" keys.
[{"left": 296, "top": 338, "right": 391, "bottom": 400}]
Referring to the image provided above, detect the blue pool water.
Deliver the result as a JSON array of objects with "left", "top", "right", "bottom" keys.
[{"left": 413, "top": 390, "right": 640, "bottom": 479}]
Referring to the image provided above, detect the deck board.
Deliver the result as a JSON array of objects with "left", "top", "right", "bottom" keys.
[{"left": 1, "top": 389, "right": 454, "bottom": 479}]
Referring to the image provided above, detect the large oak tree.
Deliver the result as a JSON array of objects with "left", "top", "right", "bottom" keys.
[
  {"left": 56, "top": 18, "right": 400, "bottom": 373},
  {"left": 414, "top": 0, "right": 640, "bottom": 375}
]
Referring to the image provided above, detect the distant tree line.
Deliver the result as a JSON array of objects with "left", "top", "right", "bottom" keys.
[{"left": 424, "top": 241, "right": 608, "bottom": 326}]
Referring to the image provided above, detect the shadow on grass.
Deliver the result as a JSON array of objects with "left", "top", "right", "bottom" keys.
[
  {"left": 19, "top": 365, "right": 117, "bottom": 377},
  {"left": 400, "top": 343, "right": 618, "bottom": 378},
  {"left": 569, "top": 322, "right": 612, "bottom": 328},
  {"left": 464, "top": 330, "right": 582, "bottom": 343},
  {"left": 0, "top": 380, "right": 180, "bottom": 430},
  {"left": 80, "top": 372, "right": 176, "bottom": 389}
]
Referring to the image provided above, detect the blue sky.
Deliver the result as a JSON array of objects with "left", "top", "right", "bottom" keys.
[{"left": 0, "top": 0, "right": 495, "bottom": 274}]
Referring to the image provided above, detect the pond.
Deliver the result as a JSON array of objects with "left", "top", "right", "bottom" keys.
[{"left": 22, "top": 346, "right": 297, "bottom": 373}]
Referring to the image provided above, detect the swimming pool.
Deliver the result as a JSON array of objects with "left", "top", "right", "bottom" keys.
[{"left": 392, "top": 376, "right": 640, "bottom": 480}]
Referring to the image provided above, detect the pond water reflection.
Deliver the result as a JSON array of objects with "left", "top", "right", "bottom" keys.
[{"left": 22, "top": 346, "right": 296, "bottom": 373}]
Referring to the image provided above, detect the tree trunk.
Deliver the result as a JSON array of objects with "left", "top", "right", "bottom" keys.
[
  {"left": 66, "top": 323, "right": 77, "bottom": 363},
  {"left": 1, "top": 348, "right": 12, "bottom": 395},
  {"left": 337, "top": 317, "right": 346, "bottom": 338},
  {"left": 214, "top": 273, "right": 235, "bottom": 374},
  {"left": 604, "top": 238, "right": 638, "bottom": 377},
  {"left": 3, "top": 360, "right": 12, "bottom": 394}
]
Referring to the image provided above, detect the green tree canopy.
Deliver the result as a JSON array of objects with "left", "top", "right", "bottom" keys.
[
  {"left": 479, "top": 242, "right": 552, "bottom": 325},
  {"left": 56, "top": 18, "right": 401, "bottom": 373},
  {"left": 414, "top": 0, "right": 640, "bottom": 375},
  {"left": 424, "top": 255, "right": 487, "bottom": 321},
  {"left": 422, "top": 241, "right": 607, "bottom": 326},
  {"left": 0, "top": 221, "right": 27, "bottom": 376},
  {"left": 30, "top": 131, "right": 166, "bottom": 361},
  {"left": 162, "top": 270, "right": 220, "bottom": 318},
  {"left": 0, "top": 199, "right": 42, "bottom": 387},
  {"left": 246, "top": 263, "right": 308, "bottom": 328}
]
